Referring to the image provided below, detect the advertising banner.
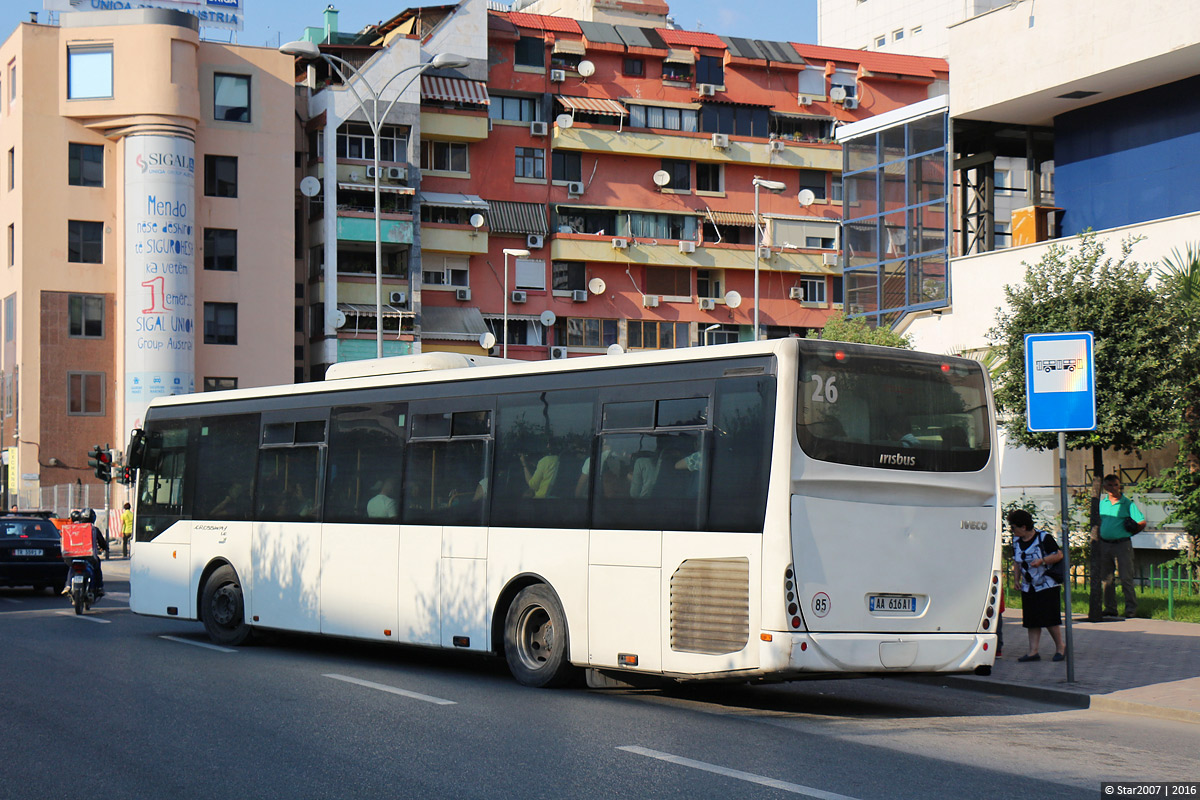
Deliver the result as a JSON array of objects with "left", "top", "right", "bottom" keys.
[
  {"left": 124, "top": 134, "right": 196, "bottom": 432},
  {"left": 42, "top": 0, "right": 244, "bottom": 31}
]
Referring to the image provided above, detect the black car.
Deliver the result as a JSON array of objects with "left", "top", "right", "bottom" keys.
[{"left": 0, "top": 515, "right": 66, "bottom": 594}]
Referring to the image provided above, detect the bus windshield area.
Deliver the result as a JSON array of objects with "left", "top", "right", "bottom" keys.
[{"left": 797, "top": 342, "right": 991, "bottom": 472}]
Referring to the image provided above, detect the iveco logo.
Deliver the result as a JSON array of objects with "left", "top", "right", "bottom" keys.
[
  {"left": 879, "top": 453, "right": 916, "bottom": 466},
  {"left": 960, "top": 520, "right": 989, "bottom": 530}
]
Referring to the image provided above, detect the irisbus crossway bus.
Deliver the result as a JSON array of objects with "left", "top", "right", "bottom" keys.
[{"left": 128, "top": 338, "right": 1001, "bottom": 687}]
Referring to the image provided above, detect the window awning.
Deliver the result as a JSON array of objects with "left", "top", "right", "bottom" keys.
[
  {"left": 421, "top": 76, "right": 490, "bottom": 106},
  {"left": 422, "top": 305, "right": 489, "bottom": 341},
  {"left": 338, "top": 302, "right": 410, "bottom": 319},
  {"left": 421, "top": 191, "right": 489, "bottom": 208},
  {"left": 552, "top": 39, "right": 587, "bottom": 55},
  {"left": 487, "top": 200, "right": 548, "bottom": 236},
  {"left": 705, "top": 210, "right": 758, "bottom": 227},
  {"left": 338, "top": 182, "right": 415, "bottom": 194},
  {"left": 557, "top": 95, "right": 628, "bottom": 117},
  {"left": 664, "top": 48, "right": 696, "bottom": 65}
]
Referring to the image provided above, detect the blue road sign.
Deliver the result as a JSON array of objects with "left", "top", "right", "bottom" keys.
[{"left": 1025, "top": 332, "right": 1096, "bottom": 432}]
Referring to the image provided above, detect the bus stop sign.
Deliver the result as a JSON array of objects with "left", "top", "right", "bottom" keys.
[{"left": 1024, "top": 332, "right": 1096, "bottom": 432}]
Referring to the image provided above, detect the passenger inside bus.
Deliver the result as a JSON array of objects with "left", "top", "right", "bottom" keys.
[{"left": 366, "top": 478, "right": 398, "bottom": 519}]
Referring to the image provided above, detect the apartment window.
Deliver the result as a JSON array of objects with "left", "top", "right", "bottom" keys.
[
  {"left": 995, "top": 169, "right": 1012, "bottom": 194},
  {"left": 68, "top": 143, "right": 104, "bottom": 187},
  {"left": 6, "top": 148, "right": 12, "bottom": 191},
  {"left": 554, "top": 317, "right": 618, "bottom": 348},
  {"left": 831, "top": 69, "right": 858, "bottom": 99},
  {"left": 696, "top": 55, "right": 724, "bottom": 86},
  {"left": 6, "top": 61, "right": 13, "bottom": 102},
  {"left": 796, "top": 169, "right": 828, "bottom": 201},
  {"left": 203, "top": 228, "right": 238, "bottom": 271},
  {"left": 660, "top": 159, "right": 690, "bottom": 191},
  {"left": 67, "top": 46, "right": 113, "bottom": 99},
  {"left": 67, "top": 372, "right": 104, "bottom": 415},
  {"left": 628, "top": 104, "right": 699, "bottom": 132},
  {"left": 552, "top": 261, "right": 585, "bottom": 291},
  {"left": 662, "top": 60, "right": 692, "bottom": 82},
  {"left": 3, "top": 295, "right": 13, "bottom": 342},
  {"left": 874, "top": 35, "right": 886, "bottom": 48},
  {"left": 805, "top": 235, "right": 836, "bottom": 249},
  {"left": 893, "top": 29, "right": 905, "bottom": 41},
  {"left": 514, "top": 258, "right": 546, "bottom": 291},
  {"left": 489, "top": 96, "right": 540, "bottom": 123},
  {"left": 699, "top": 104, "right": 769, "bottom": 137},
  {"left": 798, "top": 277, "right": 826, "bottom": 304},
  {"left": 6, "top": 224, "right": 11, "bottom": 267},
  {"left": 628, "top": 320, "right": 689, "bottom": 350},
  {"left": 697, "top": 269, "right": 723, "bottom": 299},
  {"left": 912, "top": 25, "right": 923, "bottom": 36},
  {"left": 68, "top": 294, "right": 104, "bottom": 338},
  {"left": 214, "top": 73, "right": 251, "bottom": 122},
  {"left": 331, "top": 123, "right": 409, "bottom": 162},
  {"left": 204, "top": 155, "right": 238, "bottom": 197},
  {"left": 420, "top": 140, "right": 468, "bottom": 173},
  {"left": 423, "top": 256, "right": 469, "bottom": 288},
  {"left": 203, "top": 377, "right": 238, "bottom": 392},
  {"left": 798, "top": 66, "right": 825, "bottom": 97},
  {"left": 645, "top": 267, "right": 690, "bottom": 297},
  {"left": 203, "top": 302, "right": 238, "bottom": 345},
  {"left": 623, "top": 58, "right": 644, "bottom": 76},
  {"left": 514, "top": 36, "right": 545, "bottom": 68},
  {"left": 552, "top": 151, "right": 581, "bottom": 182},
  {"left": 515, "top": 147, "right": 544, "bottom": 179},
  {"left": 696, "top": 163, "right": 722, "bottom": 193},
  {"left": 67, "top": 220, "right": 103, "bottom": 263}
]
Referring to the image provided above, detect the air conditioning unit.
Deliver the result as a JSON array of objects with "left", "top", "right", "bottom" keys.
[
  {"left": 698, "top": 298, "right": 717, "bottom": 311},
  {"left": 572, "top": 289, "right": 588, "bottom": 303},
  {"left": 843, "top": 97, "right": 858, "bottom": 110},
  {"left": 365, "top": 166, "right": 379, "bottom": 179},
  {"left": 697, "top": 83, "right": 717, "bottom": 96},
  {"left": 530, "top": 121, "right": 549, "bottom": 136},
  {"left": 789, "top": 286, "right": 804, "bottom": 301},
  {"left": 550, "top": 69, "right": 566, "bottom": 82},
  {"left": 549, "top": 346, "right": 569, "bottom": 360},
  {"left": 611, "top": 237, "right": 629, "bottom": 249},
  {"left": 757, "top": 246, "right": 772, "bottom": 259},
  {"left": 830, "top": 86, "right": 848, "bottom": 103},
  {"left": 711, "top": 133, "right": 730, "bottom": 149},
  {"left": 798, "top": 95, "right": 814, "bottom": 106},
  {"left": 526, "top": 234, "right": 544, "bottom": 249},
  {"left": 822, "top": 253, "right": 838, "bottom": 266},
  {"left": 511, "top": 290, "right": 527, "bottom": 304},
  {"left": 386, "top": 166, "right": 404, "bottom": 180},
  {"left": 642, "top": 294, "right": 660, "bottom": 308},
  {"left": 389, "top": 290, "right": 408, "bottom": 305},
  {"left": 769, "top": 140, "right": 786, "bottom": 153},
  {"left": 566, "top": 181, "right": 585, "bottom": 195},
  {"left": 455, "top": 287, "right": 472, "bottom": 301},
  {"left": 678, "top": 240, "right": 696, "bottom": 253}
]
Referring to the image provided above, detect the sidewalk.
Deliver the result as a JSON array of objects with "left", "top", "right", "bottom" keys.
[{"left": 938, "top": 609, "right": 1200, "bottom": 725}]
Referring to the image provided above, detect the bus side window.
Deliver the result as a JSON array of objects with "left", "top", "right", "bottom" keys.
[
  {"left": 136, "top": 422, "right": 190, "bottom": 542},
  {"left": 193, "top": 414, "right": 259, "bottom": 520},
  {"left": 709, "top": 377, "right": 773, "bottom": 532},
  {"left": 323, "top": 403, "right": 406, "bottom": 524},
  {"left": 404, "top": 410, "right": 492, "bottom": 527},
  {"left": 254, "top": 418, "right": 326, "bottom": 523}
]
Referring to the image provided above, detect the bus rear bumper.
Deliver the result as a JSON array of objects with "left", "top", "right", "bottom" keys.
[{"left": 761, "top": 631, "right": 996, "bottom": 674}]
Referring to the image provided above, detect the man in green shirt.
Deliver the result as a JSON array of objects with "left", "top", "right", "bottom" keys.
[{"left": 1097, "top": 474, "right": 1145, "bottom": 619}]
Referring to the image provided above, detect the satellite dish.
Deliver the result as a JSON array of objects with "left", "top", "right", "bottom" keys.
[
  {"left": 607, "top": 343, "right": 624, "bottom": 356},
  {"left": 652, "top": 170, "right": 671, "bottom": 187},
  {"left": 798, "top": 189, "right": 816, "bottom": 207},
  {"left": 724, "top": 290, "right": 743, "bottom": 309},
  {"left": 830, "top": 86, "right": 847, "bottom": 103},
  {"left": 577, "top": 59, "right": 596, "bottom": 78},
  {"left": 299, "top": 176, "right": 321, "bottom": 197},
  {"left": 556, "top": 113, "right": 574, "bottom": 129},
  {"left": 539, "top": 310, "right": 557, "bottom": 326},
  {"left": 469, "top": 213, "right": 485, "bottom": 229},
  {"left": 588, "top": 277, "right": 606, "bottom": 295},
  {"left": 479, "top": 331, "right": 497, "bottom": 350},
  {"left": 331, "top": 309, "right": 347, "bottom": 328}
]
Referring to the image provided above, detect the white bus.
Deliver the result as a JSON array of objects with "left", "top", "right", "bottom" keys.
[{"left": 129, "top": 338, "right": 1001, "bottom": 687}]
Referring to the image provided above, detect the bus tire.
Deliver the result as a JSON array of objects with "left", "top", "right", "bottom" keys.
[
  {"left": 504, "top": 584, "right": 575, "bottom": 688},
  {"left": 201, "top": 565, "right": 253, "bottom": 646}
]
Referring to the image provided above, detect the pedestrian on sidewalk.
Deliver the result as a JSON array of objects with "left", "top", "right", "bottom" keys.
[
  {"left": 120, "top": 502, "right": 133, "bottom": 558},
  {"left": 1094, "top": 474, "right": 1144, "bottom": 619},
  {"left": 1008, "top": 509, "right": 1066, "bottom": 663}
]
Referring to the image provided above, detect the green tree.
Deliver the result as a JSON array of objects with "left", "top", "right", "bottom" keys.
[{"left": 808, "top": 312, "right": 913, "bottom": 349}]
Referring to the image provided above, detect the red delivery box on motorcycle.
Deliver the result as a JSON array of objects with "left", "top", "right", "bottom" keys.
[{"left": 61, "top": 522, "right": 95, "bottom": 557}]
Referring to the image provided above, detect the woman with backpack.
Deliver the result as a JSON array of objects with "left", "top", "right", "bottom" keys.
[{"left": 1009, "top": 508, "right": 1066, "bottom": 663}]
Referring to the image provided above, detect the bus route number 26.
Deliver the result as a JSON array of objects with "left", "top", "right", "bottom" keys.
[{"left": 811, "top": 374, "right": 838, "bottom": 404}]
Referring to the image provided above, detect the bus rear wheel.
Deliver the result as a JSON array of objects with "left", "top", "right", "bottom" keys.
[
  {"left": 504, "top": 584, "right": 575, "bottom": 688},
  {"left": 201, "top": 565, "right": 253, "bottom": 646}
]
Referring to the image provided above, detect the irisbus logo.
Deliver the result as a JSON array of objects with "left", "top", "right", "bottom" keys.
[{"left": 879, "top": 453, "right": 916, "bottom": 467}]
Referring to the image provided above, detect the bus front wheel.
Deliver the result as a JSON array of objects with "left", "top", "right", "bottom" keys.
[
  {"left": 201, "top": 565, "right": 253, "bottom": 646},
  {"left": 504, "top": 584, "right": 575, "bottom": 688}
]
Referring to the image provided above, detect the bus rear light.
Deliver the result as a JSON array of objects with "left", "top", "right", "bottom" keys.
[
  {"left": 384, "top": 629, "right": 392, "bottom": 637},
  {"left": 800, "top": 641, "right": 807, "bottom": 651},
  {"left": 791, "top": 616, "right": 801, "bottom": 629},
  {"left": 981, "top": 618, "right": 990, "bottom": 630},
  {"left": 985, "top": 607, "right": 994, "bottom": 618},
  {"left": 983, "top": 642, "right": 989, "bottom": 651},
  {"left": 787, "top": 603, "right": 797, "bottom": 615}
]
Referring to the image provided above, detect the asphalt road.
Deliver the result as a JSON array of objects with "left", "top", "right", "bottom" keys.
[{"left": 2, "top": 576, "right": 1196, "bottom": 800}]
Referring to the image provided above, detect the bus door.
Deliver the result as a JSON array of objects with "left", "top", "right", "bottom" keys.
[
  {"left": 320, "top": 402, "right": 406, "bottom": 642},
  {"left": 250, "top": 411, "right": 327, "bottom": 634},
  {"left": 403, "top": 400, "right": 493, "bottom": 651}
]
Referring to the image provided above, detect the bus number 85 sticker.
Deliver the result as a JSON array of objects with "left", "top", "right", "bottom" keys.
[{"left": 812, "top": 592, "right": 831, "bottom": 617}]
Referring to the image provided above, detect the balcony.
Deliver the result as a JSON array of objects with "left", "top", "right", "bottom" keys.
[
  {"left": 420, "top": 224, "right": 489, "bottom": 255},
  {"left": 336, "top": 216, "right": 413, "bottom": 244},
  {"left": 550, "top": 234, "right": 834, "bottom": 273},
  {"left": 420, "top": 111, "right": 489, "bottom": 142},
  {"left": 551, "top": 125, "right": 841, "bottom": 170}
]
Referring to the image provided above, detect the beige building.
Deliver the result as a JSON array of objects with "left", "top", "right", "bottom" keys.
[{"left": 0, "top": 9, "right": 294, "bottom": 508}]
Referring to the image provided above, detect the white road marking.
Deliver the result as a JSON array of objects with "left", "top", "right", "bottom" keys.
[
  {"left": 1, "top": 597, "right": 22, "bottom": 604},
  {"left": 56, "top": 611, "right": 111, "bottom": 624},
  {"left": 160, "top": 635, "right": 237, "bottom": 653},
  {"left": 323, "top": 673, "right": 457, "bottom": 706},
  {"left": 618, "top": 746, "right": 863, "bottom": 800}
]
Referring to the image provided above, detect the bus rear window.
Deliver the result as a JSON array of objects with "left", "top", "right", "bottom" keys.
[{"left": 797, "top": 343, "right": 990, "bottom": 472}]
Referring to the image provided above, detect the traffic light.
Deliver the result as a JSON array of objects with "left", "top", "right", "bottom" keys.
[{"left": 87, "top": 443, "right": 112, "bottom": 484}]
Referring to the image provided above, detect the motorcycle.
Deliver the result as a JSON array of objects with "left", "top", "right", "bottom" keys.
[{"left": 67, "top": 558, "right": 98, "bottom": 615}]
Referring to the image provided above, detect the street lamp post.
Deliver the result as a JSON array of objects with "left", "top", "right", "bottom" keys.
[
  {"left": 502, "top": 248, "right": 530, "bottom": 358},
  {"left": 703, "top": 323, "right": 720, "bottom": 347},
  {"left": 751, "top": 176, "right": 787, "bottom": 340},
  {"left": 281, "top": 41, "right": 468, "bottom": 359}
]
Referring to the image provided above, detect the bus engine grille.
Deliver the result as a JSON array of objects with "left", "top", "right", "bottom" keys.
[{"left": 669, "top": 557, "right": 750, "bottom": 654}]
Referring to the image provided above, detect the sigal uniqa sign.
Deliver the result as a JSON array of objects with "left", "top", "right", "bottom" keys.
[{"left": 1024, "top": 332, "right": 1096, "bottom": 432}]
